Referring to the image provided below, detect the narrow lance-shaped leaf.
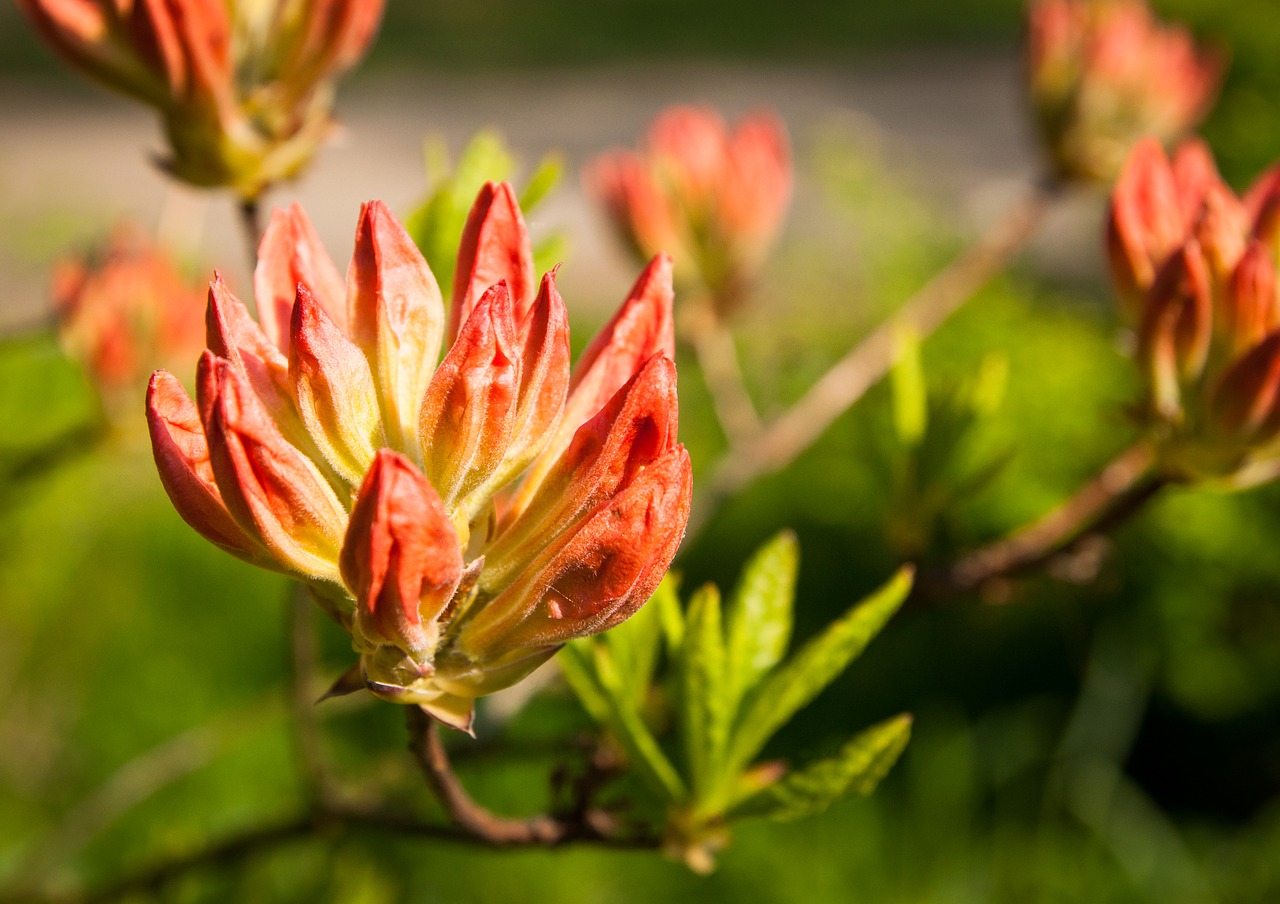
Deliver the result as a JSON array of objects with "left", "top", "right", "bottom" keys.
[
  {"left": 724, "top": 531, "right": 798, "bottom": 708},
  {"left": 729, "top": 713, "right": 912, "bottom": 822},
  {"left": 590, "top": 642, "right": 688, "bottom": 804},
  {"left": 891, "top": 327, "right": 927, "bottom": 447},
  {"left": 725, "top": 567, "right": 914, "bottom": 774},
  {"left": 603, "top": 583, "right": 668, "bottom": 713},
  {"left": 679, "top": 583, "right": 730, "bottom": 800}
]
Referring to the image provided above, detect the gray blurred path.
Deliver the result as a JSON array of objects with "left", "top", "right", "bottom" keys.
[{"left": 0, "top": 53, "right": 1099, "bottom": 330}]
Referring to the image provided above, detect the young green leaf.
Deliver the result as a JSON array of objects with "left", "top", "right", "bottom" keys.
[
  {"left": 520, "top": 154, "right": 564, "bottom": 211},
  {"left": 730, "top": 713, "right": 912, "bottom": 821},
  {"left": 724, "top": 531, "right": 798, "bottom": 707},
  {"left": 558, "top": 641, "right": 612, "bottom": 724},
  {"left": 604, "top": 584, "right": 666, "bottom": 711},
  {"left": 592, "top": 643, "right": 688, "bottom": 803},
  {"left": 679, "top": 584, "right": 730, "bottom": 798},
  {"left": 653, "top": 575, "right": 686, "bottom": 654},
  {"left": 891, "top": 327, "right": 927, "bottom": 447},
  {"left": 724, "top": 566, "right": 914, "bottom": 774}
]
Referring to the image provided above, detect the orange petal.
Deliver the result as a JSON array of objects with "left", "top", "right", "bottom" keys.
[
  {"left": 255, "top": 203, "right": 346, "bottom": 355},
  {"left": 448, "top": 182, "right": 535, "bottom": 342}
]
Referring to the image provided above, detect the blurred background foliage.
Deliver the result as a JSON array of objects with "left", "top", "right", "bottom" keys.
[{"left": 4, "top": 1, "right": 1280, "bottom": 902}]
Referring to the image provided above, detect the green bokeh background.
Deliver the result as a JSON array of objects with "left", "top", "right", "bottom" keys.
[{"left": 3, "top": 2, "right": 1280, "bottom": 902}]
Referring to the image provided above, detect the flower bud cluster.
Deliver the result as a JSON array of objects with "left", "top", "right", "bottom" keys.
[
  {"left": 1026, "top": 0, "right": 1222, "bottom": 183},
  {"left": 18, "top": 0, "right": 384, "bottom": 197},
  {"left": 586, "top": 106, "right": 791, "bottom": 316},
  {"left": 147, "top": 183, "right": 692, "bottom": 730},
  {"left": 52, "top": 223, "right": 205, "bottom": 408},
  {"left": 1108, "top": 138, "right": 1280, "bottom": 483}
]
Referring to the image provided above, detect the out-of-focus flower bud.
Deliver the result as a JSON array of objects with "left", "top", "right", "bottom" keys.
[
  {"left": 51, "top": 224, "right": 205, "bottom": 413},
  {"left": 586, "top": 105, "right": 792, "bottom": 316},
  {"left": 147, "top": 183, "right": 691, "bottom": 731},
  {"left": 1137, "top": 241, "right": 1213, "bottom": 419},
  {"left": 1108, "top": 141, "right": 1280, "bottom": 485},
  {"left": 17, "top": 0, "right": 384, "bottom": 197},
  {"left": 1025, "top": 0, "right": 1223, "bottom": 183}
]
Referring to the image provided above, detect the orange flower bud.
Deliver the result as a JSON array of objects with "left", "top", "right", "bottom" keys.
[
  {"left": 203, "top": 352, "right": 349, "bottom": 584},
  {"left": 1025, "top": 0, "right": 1223, "bottom": 183},
  {"left": 146, "top": 370, "right": 269, "bottom": 565},
  {"left": 50, "top": 223, "right": 205, "bottom": 409},
  {"left": 148, "top": 186, "right": 691, "bottom": 727},
  {"left": 348, "top": 200, "right": 445, "bottom": 454},
  {"left": 18, "top": 0, "right": 384, "bottom": 197},
  {"left": 255, "top": 203, "right": 346, "bottom": 355},
  {"left": 341, "top": 450, "right": 463, "bottom": 669},
  {"left": 1137, "top": 241, "right": 1213, "bottom": 418},
  {"left": 587, "top": 105, "right": 792, "bottom": 315},
  {"left": 418, "top": 282, "right": 520, "bottom": 515},
  {"left": 448, "top": 181, "right": 536, "bottom": 342},
  {"left": 1220, "top": 242, "right": 1280, "bottom": 357},
  {"left": 1106, "top": 138, "right": 1218, "bottom": 318}
]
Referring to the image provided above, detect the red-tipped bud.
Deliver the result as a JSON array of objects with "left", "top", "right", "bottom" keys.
[
  {"left": 1222, "top": 242, "right": 1280, "bottom": 356},
  {"left": 146, "top": 370, "right": 268, "bottom": 564},
  {"left": 1107, "top": 138, "right": 1200, "bottom": 317},
  {"left": 448, "top": 181, "right": 536, "bottom": 341},
  {"left": 255, "top": 204, "right": 346, "bottom": 354},
  {"left": 489, "top": 354, "right": 679, "bottom": 589},
  {"left": 1211, "top": 333, "right": 1280, "bottom": 443},
  {"left": 289, "top": 285, "right": 384, "bottom": 485},
  {"left": 341, "top": 451, "right": 463, "bottom": 666},
  {"left": 418, "top": 282, "right": 520, "bottom": 514},
  {"left": 204, "top": 354, "right": 348, "bottom": 582},
  {"left": 459, "top": 446, "right": 692, "bottom": 655},
  {"left": 348, "top": 200, "right": 445, "bottom": 453},
  {"left": 1137, "top": 241, "right": 1214, "bottom": 418}
]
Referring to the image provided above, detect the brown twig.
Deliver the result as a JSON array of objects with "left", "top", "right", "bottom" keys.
[
  {"left": 404, "top": 707, "right": 638, "bottom": 846},
  {"left": 681, "top": 301, "right": 762, "bottom": 447},
  {"left": 689, "top": 176, "right": 1063, "bottom": 537},
  {"left": 237, "top": 197, "right": 263, "bottom": 275},
  {"left": 287, "top": 584, "right": 338, "bottom": 807},
  {"left": 934, "top": 440, "right": 1169, "bottom": 597}
]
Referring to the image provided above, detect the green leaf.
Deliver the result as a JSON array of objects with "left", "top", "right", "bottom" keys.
[
  {"left": 654, "top": 574, "right": 686, "bottom": 654},
  {"left": 725, "top": 567, "right": 914, "bottom": 774},
  {"left": 679, "top": 584, "right": 730, "bottom": 798},
  {"left": 604, "top": 584, "right": 666, "bottom": 711},
  {"left": 724, "top": 531, "right": 798, "bottom": 707},
  {"left": 592, "top": 643, "right": 688, "bottom": 803},
  {"left": 519, "top": 154, "right": 564, "bottom": 211},
  {"left": 558, "top": 641, "right": 611, "bottom": 724},
  {"left": 891, "top": 327, "right": 927, "bottom": 447},
  {"left": 730, "top": 713, "right": 913, "bottom": 821}
]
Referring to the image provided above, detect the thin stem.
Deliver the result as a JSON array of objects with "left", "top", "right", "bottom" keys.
[
  {"left": 938, "top": 440, "right": 1169, "bottom": 596},
  {"left": 287, "top": 584, "right": 336, "bottom": 807},
  {"left": 681, "top": 301, "right": 762, "bottom": 446},
  {"left": 237, "top": 197, "right": 263, "bottom": 278},
  {"left": 689, "top": 176, "right": 1062, "bottom": 537},
  {"left": 405, "top": 707, "right": 573, "bottom": 845}
]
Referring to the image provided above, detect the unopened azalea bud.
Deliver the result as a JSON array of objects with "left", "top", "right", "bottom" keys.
[
  {"left": 18, "top": 0, "right": 384, "bottom": 197},
  {"left": 1221, "top": 242, "right": 1280, "bottom": 356},
  {"left": 147, "top": 185, "right": 691, "bottom": 728},
  {"left": 1210, "top": 333, "right": 1280, "bottom": 444},
  {"left": 1025, "top": 0, "right": 1222, "bottom": 183},
  {"left": 587, "top": 105, "right": 792, "bottom": 315},
  {"left": 1194, "top": 185, "right": 1249, "bottom": 285},
  {"left": 51, "top": 224, "right": 204, "bottom": 410},
  {"left": 449, "top": 181, "right": 536, "bottom": 340},
  {"left": 341, "top": 451, "right": 463, "bottom": 670},
  {"left": 203, "top": 353, "right": 349, "bottom": 583},
  {"left": 1137, "top": 241, "right": 1213, "bottom": 418},
  {"left": 1107, "top": 138, "right": 1216, "bottom": 317}
]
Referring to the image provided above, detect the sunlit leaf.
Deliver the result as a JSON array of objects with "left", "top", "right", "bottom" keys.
[
  {"left": 730, "top": 713, "right": 912, "bottom": 821},
  {"left": 725, "top": 567, "right": 914, "bottom": 773},
  {"left": 724, "top": 531, "right": 798, "bottom": 706},
  {"left": 679, "top": 583, "right": 730, "bottom": 797}
]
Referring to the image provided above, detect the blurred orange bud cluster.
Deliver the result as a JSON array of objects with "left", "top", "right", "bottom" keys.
[
  {"left": 18, "top": 0, "right": 385, "bottom": 197},
  {"left": 1108, "top": 138, "right": 1280, "bottom": 484},
  {"left": 146, "top": 183, "right": 692, "bottom": 730},
  {"left": 1026, "top": 0, "right": 1223, "bottom": 183},
  {"left": 51, "top": 223, "right": 205, "bottom": 408},
  {"left": 587, "top": 105, "right": 792, "bottom": 316}
]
